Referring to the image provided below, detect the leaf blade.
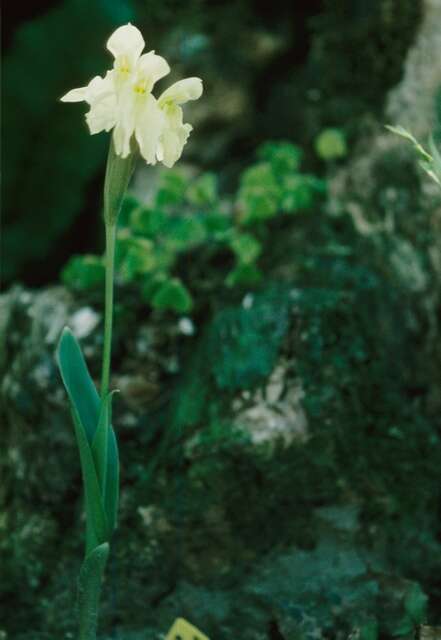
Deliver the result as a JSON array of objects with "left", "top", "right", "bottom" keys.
[
  {"left": 91, "top": 390, "right": 120, "bottom": 534},
  {"left": 105, "top": 425, "right": 119, "bottom": 533},
  {"left": 57, "top": 327, "right": 100, "bottom": 444},
  {"left": 91, "top": 392, "right": 113, "bottom": 495},
  {"left": 71, "top": 405, "right": 109, "bottom": 553}
]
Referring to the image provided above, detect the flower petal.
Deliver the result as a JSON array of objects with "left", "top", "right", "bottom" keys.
[
  {"left": 136, "top": 51, "right": 170, "bottom": 86},
  {"left": 157, "top": 104, "right": 192, "bottom": 167},
  {"left": 85, "top": 73, "right": 115, "bottom": 103},
  {"left": 61, "top": 86, "right": 88, "bottom": 102},
  {"left": 86, "top": 93, "right": 117, "bottom": 134},
  {"left": 161, "top": 123, "right": 192, "bottom": 168},
  {"left": 135, "top": 94, "right": 165, "bottom": 164},
  {"left": 106, "top": 23, "right": 145, "bottom": 64},
  {"left": 159, "top": 77, "right": 203, "bottom": 106}
]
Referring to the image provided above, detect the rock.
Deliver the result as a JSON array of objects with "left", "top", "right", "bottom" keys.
[
  {"left": 386, "top": 0, "right": 441, "bottom": 139},
  {"left": 233, "top": 361, "right": 309, "bottom": 449},
  {"left": 69, "top": 306, "right": 101, "bottom": 339},
  {"left": 329, "top": 0, "right": 441, "bottom": 220},
  {"left": 1, "top": 266, "right": 438, "bottom": 637}
]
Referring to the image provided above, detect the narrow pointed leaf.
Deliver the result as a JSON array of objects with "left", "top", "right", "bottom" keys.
[
  {"left": 78, "top": 542, "right": 109, "bottom": 640},
  {"left": 91, "top": 391, "right": 119, "bottom": 533},
  {"left": 57, "top": 326, "right": 119, "bottom": 536},
  {"left": 91, "top": 392, "right": 115, "bottom": 496},
  {"left": 385, "top": 124, "right": 432, "bottom": 162},
  {"left": 71, "top": 405, "right": 108, "bottom": 553},
  {"left": 57, "top": 327, "right": 100, "bottom": 444},
  {"left": 105, "top": 425, "right": 119, "bottom": 533},
  {"left": 429, "top": 136, "right": 441, "bottom": 184}
]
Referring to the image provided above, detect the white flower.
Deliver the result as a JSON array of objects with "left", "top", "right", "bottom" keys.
[
  {"left": 156, "top": 77, "right": 203, "bottom": 167},
  {"left": 61, "top": 24, "right": 203, "bottom": 166}
]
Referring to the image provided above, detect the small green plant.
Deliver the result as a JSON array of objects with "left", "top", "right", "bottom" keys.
[
  {"left": 386, "top": 124, "right": 441, "bottom": 188},
  {"left": 62, "top": 141, "right": 325, "bottom": 311}
]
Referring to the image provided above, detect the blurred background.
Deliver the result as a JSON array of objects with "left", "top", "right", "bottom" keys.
[
  {"left": 2, "top": 0, "right": 423, "bottom": 286},
  {"left": 2, "top": 1, "right": 441, "bottom": 638}
]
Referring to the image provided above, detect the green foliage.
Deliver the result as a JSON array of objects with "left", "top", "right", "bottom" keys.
[
  {"left": 237, "top": 163, "right": 281, "bottom": 223},
  {"left": 237, "top": 142, "right": 324, "bottom": 224},
  {"left": 120, "top": 237, "right": 157, "bottom": 279},
  {"left": 186, "top": 172, "right": 218, "bottom": 206},
  {"left": 259, "top": 141, "right": 303, "bottom": 174},
  {"left": 61, "top": 142, "right": 324, "bottom": 312},
  {"left": 386, "top": 125, "right": 441, "bottom": 188},
  {"left": 229, "top": 233, "right": 262, "bottom": 265},
  {"left": 62, "top": 255, "right": 105, "bottom": 290},
  {"left": 315, "top": 128, "right": 348, "bottom": 160},
  {"left": 156, "top": 170, "right": 188, "bottom": 207},
  {"left": 151, "top": 278, "right": 194, "bottom": 313},
  {"left": 57, "top": 328, "right": 119, "bottom": 550}
]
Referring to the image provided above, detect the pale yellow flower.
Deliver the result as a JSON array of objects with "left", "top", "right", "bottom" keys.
[{"left": 61, "top": 24, "right": 203, "bottom": 166}]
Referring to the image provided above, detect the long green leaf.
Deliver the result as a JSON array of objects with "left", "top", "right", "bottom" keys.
[
  {"left": 429, "top": 136, "right": 441, "bottom": 185},
  {"left": 78, "top": 542, "right": 109, "bottom": 640},
  {"left": 57, "top": 326, "right": 119, "bottom": 536},
  {"left": 57, "top": 327, "right": 100, "bottom": 444},
  {"left": 92, "top": 391, "right": 118, "bottom": 498},
  {"left": 91, "top": 393, "right": 120, "bottom": 534},
  {"left": 105, "top": 425, "right": 119, "bottom": 533},
  {"left": 71, "top": 406, "right": 109, "bottom": 553}
]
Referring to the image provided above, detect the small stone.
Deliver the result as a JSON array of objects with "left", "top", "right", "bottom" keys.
[
  {"left": 69, "top": 306, "right": 100, "bottom": 339},
  {"left": 242, "top": 293, "right": 254, "bottom": 309},
  {"left": 234, "top": 362, "right": 309, "bottom": 449},
  {"left": 178, "top": 317, "right": 195, "bottom": 336}
]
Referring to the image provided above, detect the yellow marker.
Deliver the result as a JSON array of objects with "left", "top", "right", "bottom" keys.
[{"left": 165, "top": 617, "right": 210, "bottom": 640}]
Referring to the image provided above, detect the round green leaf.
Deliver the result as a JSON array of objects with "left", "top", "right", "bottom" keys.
[{"left": 151, "top": 278, "right": 193, "bottom": 313}]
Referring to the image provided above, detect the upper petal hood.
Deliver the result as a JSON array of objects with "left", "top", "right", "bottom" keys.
[
  {"left": 158, "top": 77, "right": 203, "bottom": 106},
  {"left": 107, "top": 23, "right": 145, "bottom": 66},
  {"left": 136, "top": 51, "right": 170, "bottom": 88}
]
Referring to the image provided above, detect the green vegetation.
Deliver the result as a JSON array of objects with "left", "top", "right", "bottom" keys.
[{"left": 61, "top": 142, "right": 325, "bottom": 313}]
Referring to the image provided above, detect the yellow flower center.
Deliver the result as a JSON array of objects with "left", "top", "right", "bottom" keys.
[
  {"left": 133, "top": 75, "right": 152, "bottom": 97},
  {"left": 116, "top": 55, "right": 131, "bottom": 75},
  {"left": 133, "top": 80, "right": 147, "bottom": 95}
]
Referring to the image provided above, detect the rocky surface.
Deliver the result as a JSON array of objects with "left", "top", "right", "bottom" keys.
[
  {"left": 386, "top": 0, "right": 441, "bottom": 139},
  {"left": 1, "top": 273, "right": 440, "bottom": 638}
]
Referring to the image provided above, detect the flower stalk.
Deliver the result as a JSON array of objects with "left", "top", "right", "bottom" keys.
[
  {"left": 100, "top": 222, "right": 116, "bottom": 401},
  {"left": 101, "top": 139, "right": 135, "bottom": 399}
]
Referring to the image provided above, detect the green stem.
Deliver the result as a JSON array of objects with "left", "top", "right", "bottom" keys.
[
  {"left": 100, "top": 138, "right": 135, "bottom": 399},
  {"left": 101, "top": 223, "right": 116, "bottom": 400},
  {"left": 78, "top": 137, "right": 134, "bottom": 640},
  {"left": 78, "top": 543, "right": 109, "bottom": 640}
]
